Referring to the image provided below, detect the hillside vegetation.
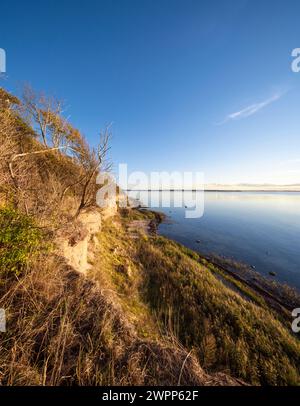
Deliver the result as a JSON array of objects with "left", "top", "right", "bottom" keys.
[{"left": 0, "top": 87, "right": 299, "bottom": 386}]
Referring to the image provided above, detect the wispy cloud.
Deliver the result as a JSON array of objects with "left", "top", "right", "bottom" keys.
[
  {"left": 218, "top": 93, "right": 282, "bottom": 125},
  {"left": 279, "top": 158, "right": 300, "bottom": 166}
]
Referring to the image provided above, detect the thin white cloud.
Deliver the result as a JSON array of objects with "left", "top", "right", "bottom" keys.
[
  {"left": 279, "top": 158, "right": 300, "bottom": 166},
  {"left": 218, "top": 93, "right": 282, "bottom": 125}
]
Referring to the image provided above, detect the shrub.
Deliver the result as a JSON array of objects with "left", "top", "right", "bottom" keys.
[{"left": 0, "top": 206, "right": 43, "bottom": 276}]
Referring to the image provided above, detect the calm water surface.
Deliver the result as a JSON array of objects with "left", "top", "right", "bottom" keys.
[{"left": 129, "top": 191, "right": 300, "bottom": 290}]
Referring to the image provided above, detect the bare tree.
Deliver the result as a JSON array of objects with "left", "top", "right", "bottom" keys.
[
  {"left": 74, "top": 127, "right": 112, "bottom": 217},
  {"left": 1, "top": 85, "right": 112, "bottom": 221},
  {"left": 21, "top": 85, "right": 65, "bottom": 147}
]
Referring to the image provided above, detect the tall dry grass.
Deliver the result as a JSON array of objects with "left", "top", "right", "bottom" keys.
[{"left": 0, "top": 253, "right": 237, "bottom": 386}]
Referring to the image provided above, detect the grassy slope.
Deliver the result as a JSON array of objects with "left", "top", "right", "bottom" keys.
[
  {"left": 0, "top": 207, "right": 238, "bottom": 386},
  {"left": 1, "top": 206, "right": 299, "bottom": 386},
  {"left": 93, "top": 209, "right": 300, "bottom": 386}
]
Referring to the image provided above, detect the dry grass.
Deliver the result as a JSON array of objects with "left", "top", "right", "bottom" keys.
[
  {"left": 0, "top": 251, "right": 238, "bottom": 386},
  {"left": 92, "top": 209, "right": 300, "bottom": 386},
  {"left": 136, "top": 236, "right": 300, "bottom": 385}
]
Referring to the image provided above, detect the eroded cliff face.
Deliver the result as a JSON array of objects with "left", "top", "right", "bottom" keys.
[
  {"left": 55, "top": 187, "right": 130, "bottom": 274},
  {"left": 56, "top": 211, "right": 101, "bottom": 274},
  {"left": 56, "top": 200, "right": 118, "bottom": 274}
]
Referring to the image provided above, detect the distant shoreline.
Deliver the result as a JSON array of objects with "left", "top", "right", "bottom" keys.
[{"left": 124, "top": 189, "right": 300, "bottom": 192}]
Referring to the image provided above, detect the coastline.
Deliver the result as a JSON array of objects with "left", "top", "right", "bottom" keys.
[
  {"left": 125, "top": 186, "right": 300, "bottom": 192},
  {"left": 149, "top": 209, "right": 300, "bottom": 326},
  {"left": 200, "top": 253, "right": 300, "bottom": 324}
]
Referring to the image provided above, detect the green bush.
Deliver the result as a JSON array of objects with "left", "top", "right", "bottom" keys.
[{"left": 0, "top": 207, "right": 43, "bottom": 276}]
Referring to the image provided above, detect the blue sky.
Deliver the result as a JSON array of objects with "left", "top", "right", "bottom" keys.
[{"left": 1, "top": 0, "right": 300, "bottom": 184}]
